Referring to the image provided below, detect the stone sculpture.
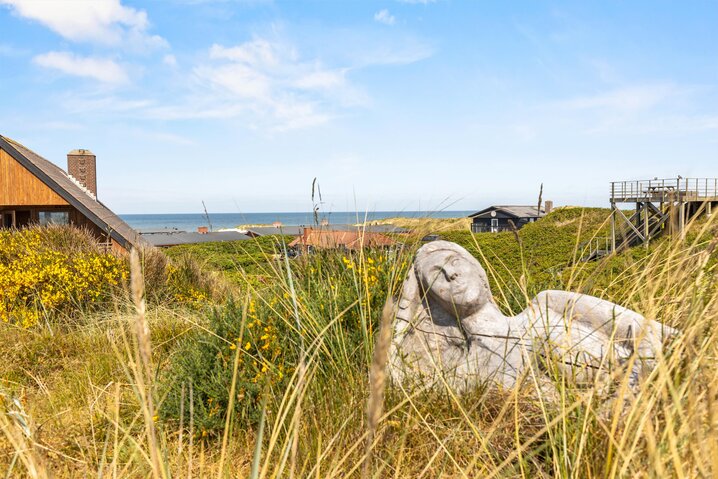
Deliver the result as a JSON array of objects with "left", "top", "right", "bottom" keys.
[{"left": 389, "top": 241, "right": 677, "bottom": 392}]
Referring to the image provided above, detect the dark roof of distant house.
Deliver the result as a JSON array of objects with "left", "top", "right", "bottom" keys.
[
  {"left": 245, "top": 226, "right": 305, "bottom": 237},
  {"left": 137, "top": 227, "right": 185, "bottom": 234},
  {"left": 142, "top": 231, "right": 252, "bottom": 247},
  {"left": 0, "top": 135, "right": 146, "bottom": 250},
  {"left": 468, "top": 205, "right": 545, "bottom": 219}
]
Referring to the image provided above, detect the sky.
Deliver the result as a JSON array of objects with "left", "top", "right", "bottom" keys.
[{"left": 0, "top": 0, "right": 716, "bottom": 214}]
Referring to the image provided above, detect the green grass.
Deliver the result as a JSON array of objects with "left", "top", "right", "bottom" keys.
[{"left": 164, "top": 235, "right": 294, "bottom": 284}]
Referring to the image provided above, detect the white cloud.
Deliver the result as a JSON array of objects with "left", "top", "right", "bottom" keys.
[
  {"left": 139, "top": 33, "right": 433, "bottom": 130},
  {"left": 0, "top": 0, "right": 166, "bottom": 48},
  {"left": 33, "top": 51, "right": 129, "bottom": 84},
  {"left": 397, "top": 0, "right": 437, "bottom": 4},
  {"left": 174, "top": 38, "right": 365, "bottom": 129},
  {"left": 559, "top": 84, "right": 679, "bottom": 113},
  {"left": 209, "top": 40, "right": 280, "bottom": 66},
  {"left": 374, "top": 9, "right": 396, "bottom": 26},
  {"left": 42, "top": 32, "right": 432, "bottom": 133}
]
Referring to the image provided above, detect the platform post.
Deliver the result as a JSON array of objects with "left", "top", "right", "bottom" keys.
[{"left": 610, "top": 202, "right": 616, "bottom": 252}]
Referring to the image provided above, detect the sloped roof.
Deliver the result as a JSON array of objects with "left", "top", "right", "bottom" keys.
[
  {"left": 468, "top": 205, "right": 545, "bottom": 219},
  {"left": 245, "top": 226, "right": 304, "bottom": 237},
  {"left": 0, "top": 135, "right": 146, "bottom": 250},
  {"left": 288, "top": 228, "right": 396, "bottom": 250}
]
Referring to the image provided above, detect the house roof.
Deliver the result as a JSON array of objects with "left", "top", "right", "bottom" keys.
[
  {"left": 468, "top": 205, "right": 545, "bottom": 219},
  {"left": 0, "top": 135, "right": 146, "bottom": 250},
  {"left": 245, "top": 225, "right": 305, "bottom": 237},
  {"left": 288, "top": 228, "right": 396, "bottom": 250},
  {"left": 142, "top": 231, "right": 252, "bottom": 247}
]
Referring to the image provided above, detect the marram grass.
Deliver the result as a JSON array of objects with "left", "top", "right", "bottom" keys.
[{"left": 1, "top": 210, "right": 717, "bottom": 478}]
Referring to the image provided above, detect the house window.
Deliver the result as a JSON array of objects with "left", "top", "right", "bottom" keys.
[
  {"left": 1, "top": 211, "right": 15, "bottom": 228},
  {"left": 39, "top": 211, "right": 70, "bottom": 226}
]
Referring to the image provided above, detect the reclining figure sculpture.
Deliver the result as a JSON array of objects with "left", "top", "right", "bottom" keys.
[{"left": 389, "top": 241, "right": 677, "bottom": 392}]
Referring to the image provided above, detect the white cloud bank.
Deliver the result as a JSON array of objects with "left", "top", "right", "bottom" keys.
[
  {"left": 145, "top": 38, "right": 366, "bottom": 130},
  {"left": 33, "top": 51, "right": 128, "bottom": 84},
  {"left": 0, "top": 0, "right": 166, "bottom": 48},
  {"left": 374, "top": 9, "right": 396, "bottom": 26}
]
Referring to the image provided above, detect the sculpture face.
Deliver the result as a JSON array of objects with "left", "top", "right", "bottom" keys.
[{"left": 415, "top": 241, "right": 490, "bottom": 317}]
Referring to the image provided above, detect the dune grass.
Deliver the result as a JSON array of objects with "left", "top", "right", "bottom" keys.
[{"left": 2, "top": 209, "right": 718, "bottom": 477}]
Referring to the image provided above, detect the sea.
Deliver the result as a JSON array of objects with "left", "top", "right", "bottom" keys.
[{"left": 121, "top": 211, "right": 473, "bottom": 232}]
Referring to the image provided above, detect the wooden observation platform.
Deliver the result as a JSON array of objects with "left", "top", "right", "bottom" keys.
[
  {"left": 583, "top": 177, "right": 718, "bottom": 261},
  {"left": 608, "top": 177, "right": 718, "bottom": 254}
]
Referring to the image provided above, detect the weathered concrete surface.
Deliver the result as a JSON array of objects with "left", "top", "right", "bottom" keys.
[{"left": 389, "top": 241, "right": 678, "bottom": 392}]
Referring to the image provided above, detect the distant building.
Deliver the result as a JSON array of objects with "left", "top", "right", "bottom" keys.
[
  {"left": 288, "top": 227, "right": 397, "bottom": 252},
  {"left": 468, "top": 205, "right": 545, "bottom": 233},
  {"left": 0, "top": 135, "right": 144, "bottom": 252}
]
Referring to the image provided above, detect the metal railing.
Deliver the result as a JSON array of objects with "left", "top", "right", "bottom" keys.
[
  {"left": 580, "top": 236, "right": 613, "bottom": 261},
  {"left": 611, "top": 177, "right": 718, "bottom": 202}
]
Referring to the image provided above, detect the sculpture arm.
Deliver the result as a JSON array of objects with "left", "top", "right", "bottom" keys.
[{"left": 528, "top": 290, "right": 677, "bottom": 356}]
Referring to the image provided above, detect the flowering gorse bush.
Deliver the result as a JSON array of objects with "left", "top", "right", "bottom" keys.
[{"left": 0, "top": 226, "right": 127, "bottom": 327}]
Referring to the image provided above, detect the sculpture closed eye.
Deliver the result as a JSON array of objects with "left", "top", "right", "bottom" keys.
[{"left": 389, "top": 240, "right": 678, "bottom": 393}]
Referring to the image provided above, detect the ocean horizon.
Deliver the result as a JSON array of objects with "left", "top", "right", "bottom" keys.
[{"left": 121, "top": 211, "right": 474, "bottom": 232}]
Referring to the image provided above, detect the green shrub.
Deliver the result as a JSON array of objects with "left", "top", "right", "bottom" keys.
[{"left": 160, "top": 247, "right": 405, "bottom": 434}]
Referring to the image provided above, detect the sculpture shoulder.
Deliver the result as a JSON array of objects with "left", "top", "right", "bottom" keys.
[{"left": 529, "top": 290, "right": 630, "bottom": 314}]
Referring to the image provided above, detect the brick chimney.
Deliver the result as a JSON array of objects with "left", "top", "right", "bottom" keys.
[
  {"left": 544, "top": 200, "right": 553, "bottom": 214},
  {"left": 67, "top": 149, "right": 97, "bottom": 197}
]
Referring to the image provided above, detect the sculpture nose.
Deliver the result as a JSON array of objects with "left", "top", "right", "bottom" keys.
[{"left": 443, "top": 267, "right": 459, "bottom": 281}]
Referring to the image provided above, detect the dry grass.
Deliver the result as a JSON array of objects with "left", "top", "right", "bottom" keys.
[
  {"left": 368, "top": 216, "right": 472, "bottom": 233},
  {"left": 2, "top": 213, "right": 718, "bottom": 478}
]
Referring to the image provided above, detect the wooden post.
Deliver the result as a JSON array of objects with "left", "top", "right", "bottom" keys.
[
  {"left": 610, "top": 203, "right": 616, "bottom": 252},
  {"left": 679, "top": 202, "right": 686, "bottom": 239},
  {"left": 643, "top": 200, "right": 649, "bottom": 248}
]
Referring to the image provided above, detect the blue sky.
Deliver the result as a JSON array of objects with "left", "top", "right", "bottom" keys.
[{"left": 0, "top": 1, "right": 716, "bottom": 214}]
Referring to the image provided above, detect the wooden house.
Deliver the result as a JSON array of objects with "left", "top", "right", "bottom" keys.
[
  {"left": 0, "top": 135, "right": 144, "bottom": 252},
  {"left": 468, "top": 205, "right": 545, "bottom": 233}
]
